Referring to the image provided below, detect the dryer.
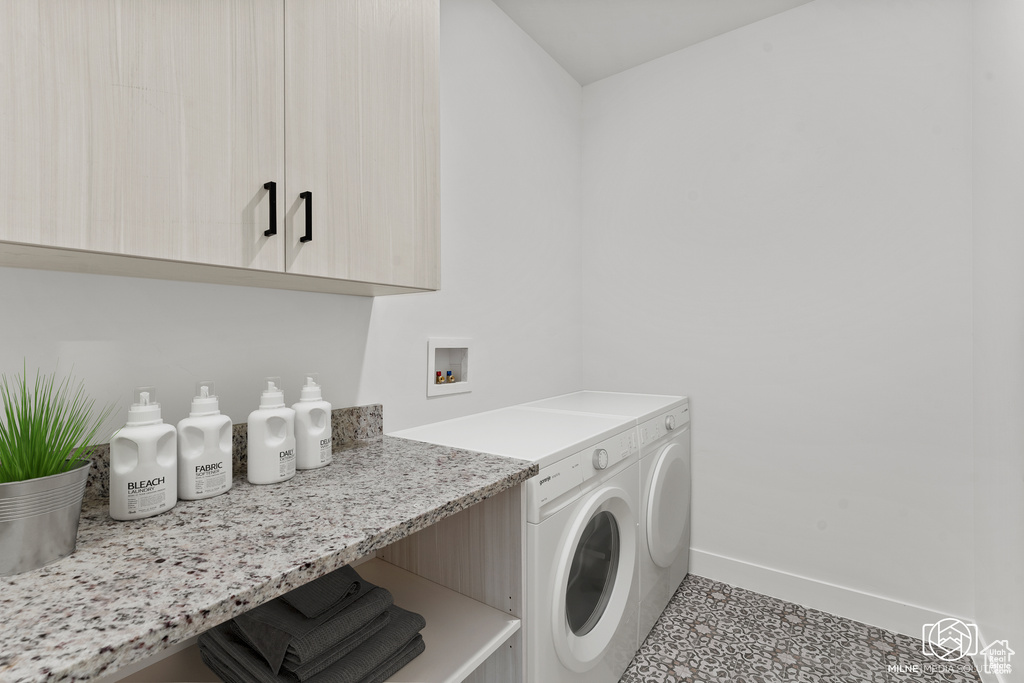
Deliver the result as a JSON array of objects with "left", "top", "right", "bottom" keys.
[
  {"left": 523, "top": 391, "right": 691, "bottom": 643},
  {"left": 391, "top": 406, "right": 641, "bottom": 683}
]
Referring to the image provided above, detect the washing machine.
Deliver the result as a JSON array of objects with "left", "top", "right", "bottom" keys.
[
  {"left": 523, "top": 391, "right": 691, "bottom": 642},
  {"left": 390, "top": 406, "right": 641, "bottom": 683}
]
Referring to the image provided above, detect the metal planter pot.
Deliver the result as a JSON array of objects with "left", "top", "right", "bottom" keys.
[{"left": 0, "top": 460, "right": 91, "bottom": 576}]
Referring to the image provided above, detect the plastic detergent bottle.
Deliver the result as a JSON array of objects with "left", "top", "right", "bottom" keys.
[
  {"left": 292, "top": 373, "right": 332, "bottom": 470},
  {"left": 176, "top": 381, "right": 233, "bottom": 500},
  {"left": 109, "top": 387, "right": 178, "bottom": 520},
  {"left": 247, "top": 377, "right": 296, "bottom": 485}
]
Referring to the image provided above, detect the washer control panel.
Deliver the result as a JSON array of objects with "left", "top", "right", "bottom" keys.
[
  {"left": 640, "top": 403, "right": 690, "bottom": 448},
  {"left": 527, "top": 428, "right": 639, "bottom": 522},
  {"left": 579, "top": 429, "right": 638, "bottom": 482}
]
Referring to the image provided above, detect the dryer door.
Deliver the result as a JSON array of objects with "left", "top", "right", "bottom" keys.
[
  {"left": 551, "top": 483, "right": 637, "bottom": 672},
  {"left": 647, "top": 430, "right": 691, "bottom": 568}
]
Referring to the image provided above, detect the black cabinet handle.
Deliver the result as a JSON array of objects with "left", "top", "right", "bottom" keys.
[
  {"left": 263, "top": 181, "right": 277, "bottom": 236},
  {"left": 300, "top": 191, "right": 312, "bottom": 243}
]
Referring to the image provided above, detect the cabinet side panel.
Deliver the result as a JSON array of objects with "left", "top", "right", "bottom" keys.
[
  {"left": 379, "top": 486, "right": 522, "bottom": 618},
  {"left": 415, "top": 0, "right": 441, "bottom": 290}
]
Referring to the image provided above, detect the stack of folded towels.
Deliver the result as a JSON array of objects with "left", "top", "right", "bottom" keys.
[{"left": 198, "top": 564, "right": 425, "bottom": 683}]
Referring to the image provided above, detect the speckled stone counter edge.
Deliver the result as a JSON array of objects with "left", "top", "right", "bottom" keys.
[
  {"left": 73, "top": 440, "right": 534, "bottom": 682},
  {"left": 84, "top": 404, "right": 383, "bottom": 503},
  {"left": 6, "top": 433, "right": 536, "bottom": 683}
]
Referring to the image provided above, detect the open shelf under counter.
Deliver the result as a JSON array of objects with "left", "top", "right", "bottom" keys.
[
  {"left": 116, "top": 557, "right": 520, "bottom": 683},
  {"left": 359, "top": 558, "right": 521, "bottom": 683}
]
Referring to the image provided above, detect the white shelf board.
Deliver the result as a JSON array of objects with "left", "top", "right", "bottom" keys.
[{"left": 358, "top": 558, "right": 521, "bottom": 683}]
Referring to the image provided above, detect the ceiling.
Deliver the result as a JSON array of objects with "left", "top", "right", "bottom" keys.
[{"left": 490, "top": 0, "right": 815, "bottom": 85}]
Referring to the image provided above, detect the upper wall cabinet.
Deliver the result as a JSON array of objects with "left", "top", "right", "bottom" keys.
[
  {"left": 0, "top": 0, "right": 439, "bottom": 296},
  {"left": 285, "top": 0, "right": 440, "bottom": 290},
  {"left": 0, "top": 1, "right": 285, "bottom": 272}
]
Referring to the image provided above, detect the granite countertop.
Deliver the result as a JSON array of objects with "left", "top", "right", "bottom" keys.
[{"left": 0, "top": 435, "right": 537, "bottom": 683}]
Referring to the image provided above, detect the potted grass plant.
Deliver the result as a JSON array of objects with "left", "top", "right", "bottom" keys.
[{"left": 0, "top": 365, "right": 114, "bottom": 575}]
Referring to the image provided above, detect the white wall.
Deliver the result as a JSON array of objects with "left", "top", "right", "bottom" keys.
[
  {"left": 5, "top": 0, "right": 1008, "bottom": 652},
  {"left": 581, "top": 0, "right": 974, "bottom": 633},
  {"left": 0, "top": 0, "right": 583, "bottom": 437},
  {"left": 360, "top": 0, "right": 584, "bottom": 431},
  {"left": 973, "top": 0, "right": 1024, "bottom": 676}
]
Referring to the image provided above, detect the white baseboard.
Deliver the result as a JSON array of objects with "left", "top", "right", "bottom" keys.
[{"left": 689, "top": 548, "right": 958, "bottom": 639}]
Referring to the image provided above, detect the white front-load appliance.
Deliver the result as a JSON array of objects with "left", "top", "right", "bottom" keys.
[
  {"left": 523, "top": 391, "right": 691, "bottom": 643},
  {"left": 390, "top": 406, "right": 641, "bottom": 683}
]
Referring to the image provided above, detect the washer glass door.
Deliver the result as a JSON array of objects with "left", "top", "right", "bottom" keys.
[
  {"left": 566, "top": 509, "right": 619, "bottom": 636},
  {"left": 552, "top": 483, "right": 637, "bottom": 673}
]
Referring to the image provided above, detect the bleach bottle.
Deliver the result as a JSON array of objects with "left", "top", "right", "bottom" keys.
[{"left": 110, "top": 387, "right": 177, "bottom": 520}]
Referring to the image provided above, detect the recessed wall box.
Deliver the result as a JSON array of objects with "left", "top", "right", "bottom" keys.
[{"left": 427, "top": 338, "right": 472, "bottom": 397}]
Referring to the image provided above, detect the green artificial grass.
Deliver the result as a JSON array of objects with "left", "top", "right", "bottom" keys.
[{"left": 0, "top": 364, "right": 115, "bottom": 484}]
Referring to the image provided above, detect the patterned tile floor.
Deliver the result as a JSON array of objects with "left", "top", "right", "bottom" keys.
[{"left": 621, "top": 575, "right": 982, "bottom": 682}]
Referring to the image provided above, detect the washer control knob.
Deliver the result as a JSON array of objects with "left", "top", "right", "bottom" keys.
[
  {"left": 592, "top": 448, "right": 609, "bottom": 470},
  {"left": 665, "top": 415, "right": 676, "bottom": 431}
]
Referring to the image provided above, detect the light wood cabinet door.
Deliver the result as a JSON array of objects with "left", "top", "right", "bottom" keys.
[
  {"left": 284, "top": 0, "right": 440, "bottom": 289},
  {"left": 0, "top": 0, "right": 285, "bottom": 271}
]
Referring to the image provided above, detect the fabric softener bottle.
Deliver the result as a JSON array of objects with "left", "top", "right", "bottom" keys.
[
  {"left": 293, "top": 373, "right": 332, "bottom": 470},
  {"left": 110, "top": 387, "right": 177, "bottom": 520},
  {"left": 177, "top": 381, "right": 233, "bottom": 500},
  {"left": 247, "top": 377, "right": 296, "bottom": 485}
]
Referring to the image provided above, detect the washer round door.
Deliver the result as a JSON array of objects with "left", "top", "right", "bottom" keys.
[
  {"left": 551, "top": 483, "right": 637, "bottom": 672},
  {"left": 646, "top": 432, "right": 691, "bottom": 568}
]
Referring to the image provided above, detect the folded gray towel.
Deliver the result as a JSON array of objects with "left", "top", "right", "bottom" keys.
[
  {"left": 198, "top": 641, "right": 245, "bottom": 683},
  {"left": 312, "top": 606, "right": 425, "bottom": 683},
  {"left": 200, "top": 635, "right": 425, "bottom": 683},
  {"left": 233, "top": 566, "right": 379, "bottom": 673},
  {"left": 282, "top": 566, "right": 364, "bottom": 619},
  {"left": 285, "top": 607, "right": 391, "bottom": 681},
  {"left": 357, "top": 634, "right": 424, "bottom": 683},
  {"left": 201, "top": 637, "right": 424, "bottom": 683},
  {"left": 199, "top": 605, "right": 426, "bottom": 683},
  {"left": 199, "top": 625, "right": 273, "bottom": 683}
]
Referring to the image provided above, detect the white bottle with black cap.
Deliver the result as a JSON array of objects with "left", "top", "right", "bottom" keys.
[
  {"left": 109, "top": 386, "right": 178, "bottom": 520},
  {"left": 177, "top": 381, "right": 233, "bottom": 500},
  {"left": 293, "top": 373, "right": 332, "bottom": 470},
  {"left": 247, "top": 377, "right": 296, "bottom": 485}
]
